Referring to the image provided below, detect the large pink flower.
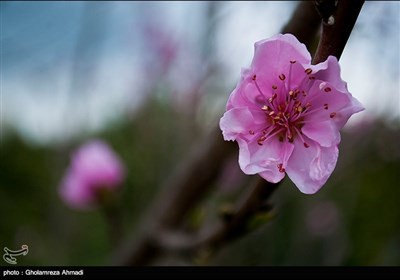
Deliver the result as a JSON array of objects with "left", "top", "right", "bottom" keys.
[
  {"left": 59, "top": 139, "right": 125, "bottom": 210},
  {"left": 220, "top": 34, "right": 364, "bottom": 194}
]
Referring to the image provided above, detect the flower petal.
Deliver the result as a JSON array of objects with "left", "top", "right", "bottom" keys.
[
  {"left": 253, "top": 34, "right": 311, "bottom": 74},
  {"left": 237, "top": 137, "right": 294, "bottom": 183},
  {"left": 286, "top": 139, "right": 338, "bottom": 194},
  {"left": 302, "top": 120, "right": 341, "bottom": 147},
  {"left": 333, "top": 96, "right": 365, "bottom": 129},
  {"left": 227, "top": 68, "right": 274, "bottom": 111},
  {"left": 309, "top": 56, "right": 347, "bottom": 92},
  {"left": 304, "top": 80, "right": 364, "bottom": 129},
  {"left": 220, "top": 107, "right": 266, "bottom": 141},
  {"left": 59, "top": 169, "right": 95, "bottom": 210}
]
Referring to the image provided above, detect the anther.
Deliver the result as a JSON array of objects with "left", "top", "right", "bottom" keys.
[
  {"left": 269, "top": 111, "right": 275, "bottom": 116},
  {"left": 324, "top": 87, "right": 332, "bottom": 92},
  {"left": 324, "top": 104, "right": 329, "bottom": 110},
  {"left": 305, "top": 68, "right": 312, "bottom": 75},
  {"left": 330, "top": 112, "right": 336, "bottom": 118},
  {"left": 277, "top": 163, "right": 286, "bottom": 173},
  {"left": 249, "top": 130, "right": 255, "bottom": 135},
  {"left": 290, "top": 60, "right": 296, "bottom": 64},
  {"left": 257, "top": 136, "right": 267, "bottom": 146},
  {"left": 304, "top": 142, "right": 310, "bottom": 148},
  {"left": 279, "top": 74, "right": 286, "bottom": 81},
  {"left": 309, "top": 76, "right": 315, "bottom": 80},
  {"left": 252, "top": 75, "right": 257, "bottom": 80},
  {"left": 272, "top": 85, "right": 278, "bottom": 90},
  {"left": 261, "top": 105, "right": 269, "bottom": 111},
  {"left": 268, "top": 93, "right": 277, "bottom": 103}
]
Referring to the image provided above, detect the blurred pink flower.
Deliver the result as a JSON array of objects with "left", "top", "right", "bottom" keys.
[
  {"left": 59, "top": 139, "right": 125, "bottom": 210},
  {"left": 220, "top": 34, "right": 364, "bottom": 194}
]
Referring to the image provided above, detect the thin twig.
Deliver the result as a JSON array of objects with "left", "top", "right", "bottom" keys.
[{"left": 154, "top": 178, "right": 280, "bottom": 253}]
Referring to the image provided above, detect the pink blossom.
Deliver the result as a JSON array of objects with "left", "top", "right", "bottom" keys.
[
  {"left": 220, "top": 34, "right": 364, "bottom": 194},
  {"left": 59, "top": 139, "right": 125, "bottom": 210}
]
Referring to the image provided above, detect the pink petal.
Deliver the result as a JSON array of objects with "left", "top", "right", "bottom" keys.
[
  {"left": 332, "top": 96, "right": 365, "bottom": 129},
  {"left": 302, "top": 120, "right": 341, "bottom": 147},
  {"left": 227, "top": 68, "right": 271, "bottom": 111},
  {"left": 252, "top": 34, "right": 311, "bottom": 81},
  {"left": 59, "top": 169, "right": 95, "bottom": 210},
  {"left": 286, "top": 139, "right": 338, "bottom": 194},
  {"left": 72, "top": 140, "right": 125, "bottom": 188},
  {"left": 237, "top": 137, "right": 294, "bottom": 183},
  {"left": 220, "top": 107, "right": 266, "bottom": 141},
  {"left": 304, "top": 80, "right": 364, "bottom": 129},
  {"left": 59, "top": 139, "right": 125, "bottom": 210},
  {"left": 309, "top": 56, "right": 347, "bottom": 92}
]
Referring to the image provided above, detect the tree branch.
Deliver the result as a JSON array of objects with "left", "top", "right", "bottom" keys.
[
  {"left": 154, "top": 178, "right": 280, "bottom": 253},
  {"left": 282, "top": 0, "right": 322, "bottom": 50},
  {"left": 312, "top": 0, "right": 365, "bottom": 64}
]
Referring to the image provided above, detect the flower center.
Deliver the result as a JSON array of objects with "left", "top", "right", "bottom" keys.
[{"left": 250, "top": 60, "right": 334, "bottom": 149}]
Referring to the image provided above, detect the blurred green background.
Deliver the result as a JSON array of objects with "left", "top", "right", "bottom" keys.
[{"left": 1, "top": 1, "right": 399, "bottom": 265}]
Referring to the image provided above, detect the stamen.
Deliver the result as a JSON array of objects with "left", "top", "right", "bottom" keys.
[
  {"left": 324, "top": 87, "right": 332, "bottom": 92},
  {"left": 288, "top": 61, "right": 295, "bottom": 90},
  {"left": 330, "top": 112, "right": 336, "bottom": 118},
  {"left": 286, "top": 129, "right": 293, "bottom": 140},
  {"left": 279, "top": 74, "right": 286, "bottom": 81},
  {"left": 277, "top": 163, "right": 286, "bottom": 173},
  {"left": 272, "top": 85, "right": 278, "bottom": 90},
  {"left": 297, "top": 106, "right": 303, "bottom": 113},
  {"left": 324, "top": 104, "right": 329, "bottom": 110},
  {"left": 268, "top": 93, "right": 277, "bottom": 103},
  {"left": 257, "top": 135, "right": 267, "bottom": 145},
  {"left": 290, "top": 60, "right": 296, "bottom": 64},
  {"left": 252, "top": 76, "right": 270, "bottom": 104},
  {"left": 293, "top": 126, "right": 309, "bottom": 148},
  {"left": 305, "top": 68, "right": 312, "bottom": 75},
  {"left": 261, "top": 105, "right": 269, "bottom": 111}
]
